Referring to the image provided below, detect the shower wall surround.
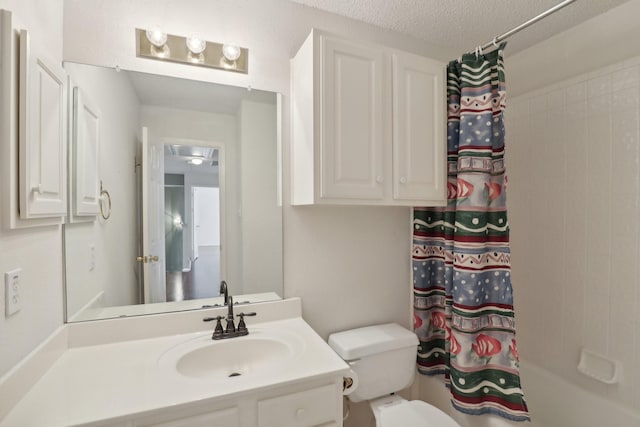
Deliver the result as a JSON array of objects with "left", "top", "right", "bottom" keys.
[{"left": 508, "top": 55, "right": 640, "bottom": 422}]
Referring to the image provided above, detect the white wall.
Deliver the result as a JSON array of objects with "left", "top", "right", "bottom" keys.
[
  {"left": 239, "top": 99, "right": 283, "bottom": 296},
  {"left": 63, "top": 62, "right": 141, "bottom": 316},
  {"left": 0, "top": 0, "right": 65, "bottom": 379}
]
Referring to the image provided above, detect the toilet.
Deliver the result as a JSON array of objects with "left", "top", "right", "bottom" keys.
[{"left": 328, "top": 323, "right": 461, "bottom": 427}]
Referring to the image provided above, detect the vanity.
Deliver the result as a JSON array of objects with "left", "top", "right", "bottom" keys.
[{"left": 0, "top": 298, "right": 349, "bottom": 426}]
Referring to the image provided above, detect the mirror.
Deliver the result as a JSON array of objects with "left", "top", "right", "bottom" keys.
[{"left": 63, "top": 62, "right": 283, "bottom": 322}]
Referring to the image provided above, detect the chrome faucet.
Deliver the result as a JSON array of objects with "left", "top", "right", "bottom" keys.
[{"left": 219, "top": 280, "right": 228, "bottom": 305}]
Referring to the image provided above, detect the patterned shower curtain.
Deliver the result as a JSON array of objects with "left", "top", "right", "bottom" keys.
[{"left": 413, "top": 44, "right": 529, "bottom": 421}]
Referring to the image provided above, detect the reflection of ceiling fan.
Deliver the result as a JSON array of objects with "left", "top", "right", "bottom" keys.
[{"left": 164, "top": 145, "right": 219, "bottom": 166}]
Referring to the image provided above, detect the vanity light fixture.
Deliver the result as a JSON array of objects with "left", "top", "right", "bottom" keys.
[{"left": 136, "top": 28, "right": 248, "bottom": 74}]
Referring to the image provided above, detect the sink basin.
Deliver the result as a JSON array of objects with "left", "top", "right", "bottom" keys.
[{"left": 158, "top": 327, "right": 304, "bottom": 381}]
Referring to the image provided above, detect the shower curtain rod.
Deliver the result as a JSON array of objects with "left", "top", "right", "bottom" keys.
[{"left": 468, "top": 0, "right": 578, "bottom": 54}]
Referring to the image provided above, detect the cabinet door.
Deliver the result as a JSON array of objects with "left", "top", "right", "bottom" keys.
[
  {"left": 19, "top": 29, "right": 67, "bottom": 218},
  {"left": 392, "top": 52, "right": 445, "bottom": 203},
  {"left": 258, "top": 384, "right": 338, "bottom": 427},
  {"left": 320, "top": 35, "right": 389, "bottom": 201}
]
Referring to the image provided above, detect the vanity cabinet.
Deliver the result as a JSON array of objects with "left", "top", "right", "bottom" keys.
[
  {"left": 291, "top": 29, "right": 446, "bottom": 206},
  {"left": 99, "top": 379, "right": 342, "bottom": 427}
]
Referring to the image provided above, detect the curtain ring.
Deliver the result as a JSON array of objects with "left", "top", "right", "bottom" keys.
[
  {"left": 492, "top": 37, "right": 499, "bottom": 49},
  {"left": 475, "top": 46, "right": 479, "bottom": 59},
  {"left": 99, "top": 181, "right": 111, "bottom": 220}
]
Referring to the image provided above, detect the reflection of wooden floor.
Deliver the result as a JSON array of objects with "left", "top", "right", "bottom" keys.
[{"left": 166, "top": 246, "right": 221, "bottom": 302}]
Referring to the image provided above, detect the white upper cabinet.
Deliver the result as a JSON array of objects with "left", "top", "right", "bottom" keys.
[
  {"left": 291, "top": 29, "right": 446, "bottom": 206},
  {"left": 19, "top": 28, "right": 67, "bottom": 219},
  {"left": 1, "top": 10, "right": 67, "bottom": 228}
]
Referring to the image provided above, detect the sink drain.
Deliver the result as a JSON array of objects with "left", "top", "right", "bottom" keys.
[{"left": 228, "top": 372, "right": 242, "bottom": 377}]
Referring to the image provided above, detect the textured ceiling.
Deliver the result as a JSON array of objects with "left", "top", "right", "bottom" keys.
[{"left": 287, "top": 0, "right": 631, "bottom": 55}]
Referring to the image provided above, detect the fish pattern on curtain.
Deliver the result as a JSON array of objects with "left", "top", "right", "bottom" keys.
[{"left": 412, "top": 44, "right": 529, "bottom": 421}]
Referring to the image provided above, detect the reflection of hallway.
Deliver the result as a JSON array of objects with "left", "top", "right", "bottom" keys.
[{"left": 166, "top": 245, "right": 221, "bottom": 301}]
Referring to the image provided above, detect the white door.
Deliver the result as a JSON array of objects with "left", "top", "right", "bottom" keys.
[
  {"left": 320, "top": 35, "right": 389, "bottom": 201},
  {"left": 392, "top": 52, "right": 446, "bottom": 203},
  {"left": 141, "top": 127, "right": 166, "bottom": 303}
]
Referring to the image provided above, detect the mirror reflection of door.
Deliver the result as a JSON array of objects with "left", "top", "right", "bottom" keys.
[
  {"left": 163, "top": 144, "right": 222, "bottom": 302},
  {"left": 141, "top": 127, "right": 167, "bottom": 304}
]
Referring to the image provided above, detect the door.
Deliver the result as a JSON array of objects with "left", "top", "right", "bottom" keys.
[
  {"left": 141, "top": 127, "right": 167, "bottom": 303},
  {"left": 392, "top": 52, "right": 446, "bottom": 203},
  {"left": 320, "top": 35, "right": 389, "bottom": 200}
]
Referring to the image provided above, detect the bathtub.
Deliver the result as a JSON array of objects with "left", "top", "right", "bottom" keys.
[{"left": 417, "top": 361, "right": 640, "bottom": 427}]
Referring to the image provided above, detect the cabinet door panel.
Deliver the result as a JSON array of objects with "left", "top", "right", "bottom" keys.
[
  {"left": 19, "top": 29, "right": 67, "bottom": 218},
  {"left": 392, "top": 53, "right": 445, "bottom": 203},
  {"left": 258, "top": 384, "right": 337, "bottom": 427},
  {"left": 320, "top": 36, "right": 387, "bottom": 200}
]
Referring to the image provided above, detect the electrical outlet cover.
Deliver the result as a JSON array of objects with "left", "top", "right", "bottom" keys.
[{"left": 5, "top": 268, "right": 22, "bottom": 316}]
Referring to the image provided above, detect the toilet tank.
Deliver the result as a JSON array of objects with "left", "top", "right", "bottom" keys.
[{"left": 328, "top": 323, "right": 419, "bottom": 403}]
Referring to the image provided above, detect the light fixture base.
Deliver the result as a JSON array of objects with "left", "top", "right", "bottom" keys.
[{"left": 135, "top": 29, "right": 248, "bottom": 74}]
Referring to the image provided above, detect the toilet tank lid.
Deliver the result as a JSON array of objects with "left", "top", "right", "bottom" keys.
[{"left": 328, "top": 323, "right": 419, "bottom": 360}]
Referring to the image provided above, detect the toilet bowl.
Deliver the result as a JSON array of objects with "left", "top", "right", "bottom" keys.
[
  {"left": 370, "top": 394, "right": 460, "bottom": 427},
  {"left": 328, "top": 323, "right": 461, "bottom": 427}
]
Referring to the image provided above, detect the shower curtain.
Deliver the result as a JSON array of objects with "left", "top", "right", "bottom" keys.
[{"left": 413, "top": 44, "right": 529, "bottom": 421}]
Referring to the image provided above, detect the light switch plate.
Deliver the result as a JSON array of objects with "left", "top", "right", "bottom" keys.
[{"left": 5, "top": 268, "right": 22, "bottom": 317}]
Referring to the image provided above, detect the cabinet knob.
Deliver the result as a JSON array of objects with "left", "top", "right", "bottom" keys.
[
  {"left": 376, "top": 176, "right": 384, "bottom": 184},
  {"left": 32, "top": 183, "right": 43, "bottom": 194}
]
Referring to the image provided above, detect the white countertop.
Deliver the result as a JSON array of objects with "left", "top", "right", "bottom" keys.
[{"left": 0, "top": 300, "right": 348, "bottom": 426}]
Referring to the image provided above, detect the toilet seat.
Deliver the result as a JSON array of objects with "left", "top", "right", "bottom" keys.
[{"left": 370, "top": 396, "right": 461, "bottom": 427}]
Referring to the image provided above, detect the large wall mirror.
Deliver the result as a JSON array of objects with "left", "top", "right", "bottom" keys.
[{"left": 63, "top": 62, "right": 283, "bottom": 322}]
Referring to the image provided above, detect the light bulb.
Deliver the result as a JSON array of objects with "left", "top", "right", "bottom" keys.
[
  {"left": 189, "top": 158, "right": 203, "bottom": 165},
  {"left": 222, "top": 44, "right": 241, "bottom": 62},
  {"left": 146, "top": 27, "right": 167, "bottom": 48},
  {"left": 186, "top": 36, "right": 206, "bottom": 55}
]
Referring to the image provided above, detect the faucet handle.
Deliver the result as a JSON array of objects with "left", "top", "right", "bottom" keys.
[
  {"left": 236, "top": 312, "right": 257, "bottom": 318},
  {"left": 203, "top": 315, "right": 225, "bottom": 338},
  {"left": 236, "top": 312, "right": 257, "bottom": 334}
]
